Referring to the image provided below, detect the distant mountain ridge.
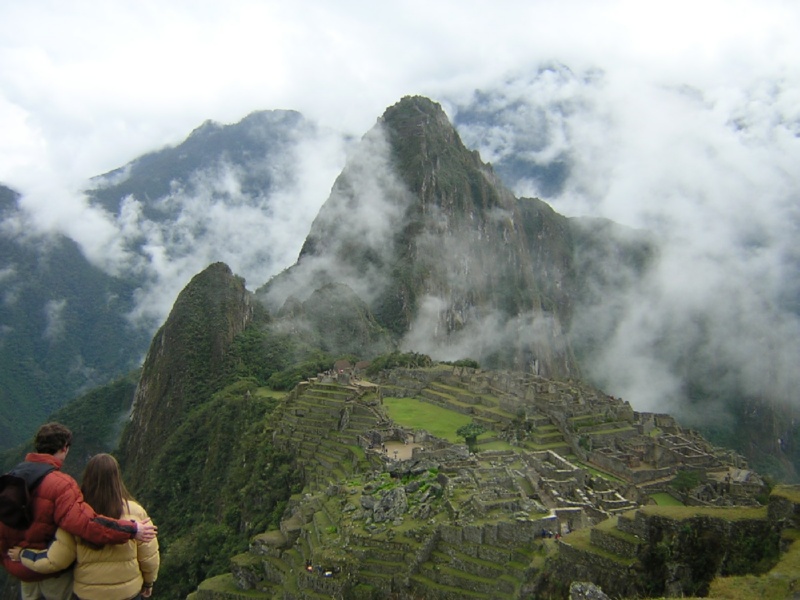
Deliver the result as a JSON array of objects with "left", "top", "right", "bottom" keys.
[{"left": 88, "top": 109, "right": 309, "bottom": 217}]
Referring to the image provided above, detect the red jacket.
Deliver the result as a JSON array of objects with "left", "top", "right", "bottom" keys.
[{"left": 0, "top": 453, "right": 138, "bottom": 582}]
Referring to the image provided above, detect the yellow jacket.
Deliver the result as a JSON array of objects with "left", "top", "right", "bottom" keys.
[{"left": 20, "top": 500, "right": 159, "bottom": 600}]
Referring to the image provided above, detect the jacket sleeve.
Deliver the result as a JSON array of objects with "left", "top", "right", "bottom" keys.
[
  {"left": 134, "top": 506, "right": 159, "bottom": 585},
  {"left": 52, "top": 475, "right": 137, "bottom": 545},
  {"left": 19, "top": 528, "right": 77, "bottom": 574}
]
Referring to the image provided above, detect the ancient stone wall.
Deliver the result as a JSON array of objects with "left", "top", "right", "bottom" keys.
[
  {"left": 554, "top": 542, "right": 638, "bottom": 599},
  {"left": 589, "top": 528, "right": 638, "bottom": 558}
]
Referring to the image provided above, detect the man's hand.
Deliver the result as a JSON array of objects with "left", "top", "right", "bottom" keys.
[
  {"left": 134, "top": 518, "right": 157, "bottom": 542},
  {"left": 7, "top": 547, "right": 21, "bottom": 562}
]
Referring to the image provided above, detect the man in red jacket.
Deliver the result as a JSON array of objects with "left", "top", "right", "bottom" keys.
[{"left": 0, "top": 423, "right": 157, "bottom": 600}]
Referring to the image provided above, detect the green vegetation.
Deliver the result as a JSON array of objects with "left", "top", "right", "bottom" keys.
[
  {"left": 441, "top": 358, "right": 481, "bottom": 369},
  {"left": 650, "top": 492, "right": 684, "bottom": 506},
  {"left": 636, "top": 505, "right": 767, "bottom": 521},
  {"left": 635, "top": 507, "right": 780, "bottom": 597},
  {"left": 772, "top": 484, "right": 800, "bottom": 504},
  {"left": 671, "top": 469, "right": 702, "bottom": 495},
  {"left": 266, "top": 355, "right": 334, "bottom": 390},
  {"left": 573, "top": 460, "right": 625, "bottom": 483},
  {"left": 457, "top": 421, "right": 487, "bottom": 452},
  {"left": 563, "top": 526, "right": 637, "bottom": 567},
  {"left": 0, "top": 372, "right": 140, "bottom": 476},
  {"left": 478, "top": 439, "right": 515, "bottom": 451},
  {"left": 0, "top": 227, "right": 151, "bottom": 451},
  {"left": 708, "top": 573, "right": 797, "bottom": 600},
  {"left": 383, "top": 397, "right": 475, "bottom": 442},
  {"left": 138, "top": 381, "right": 302, "bottom": 599}
]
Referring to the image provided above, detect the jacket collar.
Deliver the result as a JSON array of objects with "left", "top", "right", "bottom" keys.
[{"left": 24, "top": 452, "right": 63, "bottom": 470}]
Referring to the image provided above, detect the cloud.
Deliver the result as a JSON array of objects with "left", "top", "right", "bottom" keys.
[
  {"left": 263, "top": 124, "right": 412, "bottom": 310},
  {"left": 43, "top": 298, "right": 67, "bottom": 342},
  {"left": 2, "top": 1, "right": 793, "bottom": 191},
  {"left": 451, "top": 62, "right": 800, "bottom": 419},
  {"left": 402, "top": 296, "right": 565, "bottom": 373},
  {"left": 105, "top": 125, "right": 349, "bottom": 330},
  {"left": 568, "top": 78, "right": 800, "bottom": 417}
]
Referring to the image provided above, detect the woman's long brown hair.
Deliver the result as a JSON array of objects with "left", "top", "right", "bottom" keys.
[{"left": 80, "top": 453, "right": 134, "bottom": 519}]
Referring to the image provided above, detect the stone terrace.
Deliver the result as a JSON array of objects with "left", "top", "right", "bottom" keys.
[{"left": 188, "top": 367, "right": 772, "bottom": 600}]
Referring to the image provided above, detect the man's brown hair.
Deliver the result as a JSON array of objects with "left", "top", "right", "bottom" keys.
[{"left": 34, "top": 422, "right": 73, "bottom": 455}]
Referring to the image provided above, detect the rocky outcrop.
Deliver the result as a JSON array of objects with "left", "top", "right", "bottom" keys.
[
  {"left": 569, "top": 582, "right": 611, "bottom": 600},
  {"left": 544, "top": 495, "right": 799, "bottom": 599}
]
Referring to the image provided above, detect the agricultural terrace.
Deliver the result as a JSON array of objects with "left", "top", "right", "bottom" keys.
[{"left": 383, "top": 396, "right": 495, "bottom": 444}]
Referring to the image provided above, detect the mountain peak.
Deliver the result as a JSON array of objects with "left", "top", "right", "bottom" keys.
[
  {"left": 381, "top": 95, "right": 453, "bottom": 132},
  {"left": 119, "top": 261, "right": 255, "bottom": 488},
  {"left": 263, "top": 95, "right": 579, "bottom": 377}
]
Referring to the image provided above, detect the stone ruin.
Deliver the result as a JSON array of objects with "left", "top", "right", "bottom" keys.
[{"left": 190, "top": 365, "right": 778, "bottom": 599}]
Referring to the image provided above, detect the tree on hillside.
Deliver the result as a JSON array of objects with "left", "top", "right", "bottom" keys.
[
  {"left": 671, "top": 469, "right": 702, "bottom": 502},
  {"left": 456, "top": 421, "right": 486, "bottom": 453}
]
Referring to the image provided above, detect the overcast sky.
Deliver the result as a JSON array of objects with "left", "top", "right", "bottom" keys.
[
  {"left": 2, "top": 1, "right": 800, "bottom": 417},
  {"left": 2, "top": 1, "right": 797, "bottom": 196}
]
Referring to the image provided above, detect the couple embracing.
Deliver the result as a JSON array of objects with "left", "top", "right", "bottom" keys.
[{"left": 1, "top": 423, "right": 159, "bottom": 600}]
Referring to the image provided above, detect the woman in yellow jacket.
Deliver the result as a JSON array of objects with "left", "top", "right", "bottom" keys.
[{"left": 10, "top": 454, "right": 159, "bottom": 600}]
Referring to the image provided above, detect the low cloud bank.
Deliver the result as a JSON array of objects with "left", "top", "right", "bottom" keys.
[{"left": 452, "top": 66, "right": 800, "bottom": 419}]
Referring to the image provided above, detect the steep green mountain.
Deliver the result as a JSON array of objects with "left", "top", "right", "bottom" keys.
[
  {"left": 107, "top": 262, "right": 312, "bottom": 599},
  {"left": 118, "top": 262, "right": 257, "bottom": 489},
  {"left": 260, "top": 96, "right": 649, "bottom": 380},
  {"left": 0, "top": 184, "right": 149, "bottom": 450}
]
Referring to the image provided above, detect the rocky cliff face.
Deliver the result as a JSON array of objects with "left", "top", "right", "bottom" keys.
[
  {"left": 260, "top": 96, "right": 618, "bottom": 377},
  {"left": 118, "top": 262, "right": 255, "bottom": 488}
]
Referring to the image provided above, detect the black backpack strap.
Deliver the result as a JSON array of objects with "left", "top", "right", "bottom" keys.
[{"left": 8, "top": 461, "right": 57, "bottom": 490}]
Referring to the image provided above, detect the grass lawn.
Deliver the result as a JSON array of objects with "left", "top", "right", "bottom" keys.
[
  {"left": 650, "top": 492, "right": 684, "bottom": 506},
  {"left": 254, "top": 387, "right": 288, "bottom": 400},
  {"left": 383, "top": 397, "right": 491, "bottom": 443},
  {"left": 638, "top": 504, "right": 767, "bottom": 521}
]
